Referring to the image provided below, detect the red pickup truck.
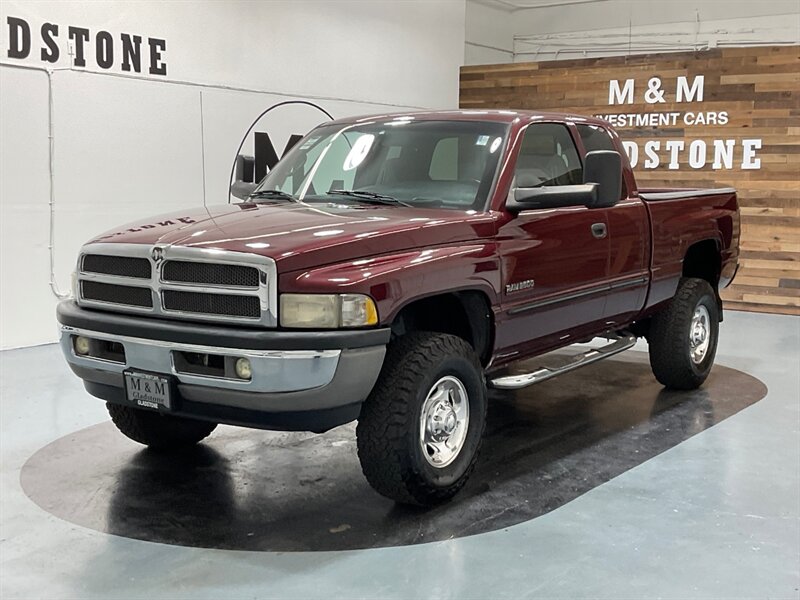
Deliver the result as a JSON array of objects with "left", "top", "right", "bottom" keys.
[{"left": 57, "top": 110, "right": 739, "bottom": 505}]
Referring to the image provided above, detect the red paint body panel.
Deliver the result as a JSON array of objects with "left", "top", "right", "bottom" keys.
[
  {"left": 279, "top": 244, "right": 501, "bottom": 327},
  {"left": 84, "top": 110, "right": 740, "bottom": 370},
  {"left": 602, "top": 199, "right": 651, "bottom": 323},
  {"left": 493, "top": 204, "right": 609, "bottom": 362},
  {"left": 90, "top": 202, "right": 497, "bottom": 274},
  {"left": 640, "top": 190, "right": 740, "bottom": 313}
]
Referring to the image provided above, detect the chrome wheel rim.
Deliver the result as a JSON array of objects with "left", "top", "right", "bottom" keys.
[
  {"left": 419, "top": 375, "right": 470, "bottom": 468},
  {"left": 689, "top": 304, "right": 711, "bottom": 365}
]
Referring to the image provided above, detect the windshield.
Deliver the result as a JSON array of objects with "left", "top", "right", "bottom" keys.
[{"left": 254, "top": 119, "right": 508, "bottom": 211}]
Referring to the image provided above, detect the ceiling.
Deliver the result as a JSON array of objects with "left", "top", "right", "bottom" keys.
[{"left": 471, "top": 0, "right": 613, "bottom": 11}]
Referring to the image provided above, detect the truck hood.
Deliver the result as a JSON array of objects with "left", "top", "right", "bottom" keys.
[{"left": 89, "top": 201, "right": 495, "bottom": 272}]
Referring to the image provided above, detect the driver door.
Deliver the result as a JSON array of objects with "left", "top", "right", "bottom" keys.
[{"left": 495, "top": 123, "right": 611, "bottom": 359}]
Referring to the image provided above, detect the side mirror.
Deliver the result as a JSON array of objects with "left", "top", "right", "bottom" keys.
[
  {"left": 230, "top": 181, "right": 258, "bottom": 200},
  {"left": 230, "top": 154, "right": 258, "bottom": 200},
  {"left": 508, "top": 184, "right": 598, "bottom": 212},
  {"left": 583, "top": 150, "right": 622, "bottom": 208}
]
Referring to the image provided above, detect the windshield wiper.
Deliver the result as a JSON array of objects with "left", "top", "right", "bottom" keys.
[
  {"left": 248, "top": 189, "right": 299, "bottom": 202},
  {"left": 327, "top": 189, "right": 412, "bottom": 207}
]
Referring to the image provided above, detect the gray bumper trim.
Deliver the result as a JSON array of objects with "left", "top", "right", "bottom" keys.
[
  {"left": 60, "top": 325, "right": 343, "bottom": 394},
  {"left": 67, "top": 345, "right": 385, "bottom": 413}
]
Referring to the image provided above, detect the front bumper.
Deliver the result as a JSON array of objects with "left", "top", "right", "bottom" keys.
[{"left": 57, "top": 301, "right": 389, "bottom": 431}]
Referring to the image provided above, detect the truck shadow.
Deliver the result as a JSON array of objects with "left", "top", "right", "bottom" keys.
[{"left": 20, "top": 351, "right": 766, "bottom": 552}]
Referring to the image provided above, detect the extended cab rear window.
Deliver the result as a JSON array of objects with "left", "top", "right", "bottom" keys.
[
  {"left": 577, "top": 123, "right": 616, "bottom": 152},
  {"left": 577, "top": 123, "right": 628, "bottom": 199}
]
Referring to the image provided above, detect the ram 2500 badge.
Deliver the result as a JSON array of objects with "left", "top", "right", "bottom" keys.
[{"left": 58, "top": 111, "right": 739, "bottom": 505}]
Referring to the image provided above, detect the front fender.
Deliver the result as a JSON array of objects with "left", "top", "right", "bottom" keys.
[{"left": 278, "top": 244, "right": 501, "bottom": 325}]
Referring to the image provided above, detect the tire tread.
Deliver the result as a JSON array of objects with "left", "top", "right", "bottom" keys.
[
  {"left": 356, "top": 332, "right": 486, "bottom": 505},
  {"left": 648, "top": 277, "right": 718, "bottom": 390},
  {"left": 107, "top": 403, "right": 217, "bottom": 450}
]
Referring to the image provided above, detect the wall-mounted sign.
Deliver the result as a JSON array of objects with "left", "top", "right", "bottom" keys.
[
  {"left": 596, "top": 75, "right": 761, "bottom": 171},
  {"left": 5, "top": 15, "right": 167, "bottom": 75},
  {"left": 459, "top": 45, "right": 800, "bottom": 315}
]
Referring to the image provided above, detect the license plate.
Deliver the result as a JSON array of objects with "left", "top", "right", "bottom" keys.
[{"left": 124, "top": 371, "right": 172, "bottom": 411}]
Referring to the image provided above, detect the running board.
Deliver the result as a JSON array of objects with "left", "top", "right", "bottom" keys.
[{"left": 488, "top": 332, "right": 638, "bottom": 390}]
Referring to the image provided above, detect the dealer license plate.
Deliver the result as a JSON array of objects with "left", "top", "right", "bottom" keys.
[{"left": 124, "top": 371, "right": 172, "bottom": 411}]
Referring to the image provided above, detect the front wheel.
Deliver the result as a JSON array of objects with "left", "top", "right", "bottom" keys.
[
  {"left": 647, "top": 277, "right": 720, "bottom": 390},
  {"left": 356, "top": 332, "right": 487, "bottom": 506},
  {"left": 107, "top": 403, "right": 217, "bottom": 450}
]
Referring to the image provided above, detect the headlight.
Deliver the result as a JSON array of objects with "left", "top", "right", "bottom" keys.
[
  {"left": 280, "top": 293, "right": 378, "bottom": 328},
  {"left": 71, "top": 270, "right": 79, "bottom": 299}
]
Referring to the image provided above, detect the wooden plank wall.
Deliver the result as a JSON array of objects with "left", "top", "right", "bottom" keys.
[{"left": 460, "top": 46, "right": 800, "bottom": 315}]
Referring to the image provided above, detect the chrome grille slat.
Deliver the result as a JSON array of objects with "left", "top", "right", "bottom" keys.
[
  {"left": 159, "top": 283, "right": 262, "bottom": 296},
  {"left": 75, "top": 243, "right": 277, "bottom": 327}
]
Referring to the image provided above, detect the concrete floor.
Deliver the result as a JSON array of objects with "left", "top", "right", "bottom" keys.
[{"left": 1, "top": 310, "right": 799, "bottom": 599}]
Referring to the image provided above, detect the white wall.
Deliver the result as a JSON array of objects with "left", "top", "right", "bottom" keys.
[
  {"left": 0, "top": 0, "right": 467, "bottom": 349},
  {"left": 465, "top": 1, "right": 513, "bottom": 65},
  {"left": 465, "top": 0, "right": 800, "bottom": 64}
]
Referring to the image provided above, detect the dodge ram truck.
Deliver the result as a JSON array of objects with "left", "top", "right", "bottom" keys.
[{"left": 57, "top": 110, "right": 739, "bottom": 505}]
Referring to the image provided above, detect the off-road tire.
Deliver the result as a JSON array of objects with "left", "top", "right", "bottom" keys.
[
  {"left": 356, "top": 332, "right": 487, "bottom": 506},
  {"left": 107, "top": 403, "right": 217, "bottom": 450},
  {"left": 647, "top": 277, "right": 719, "bottom": 390}
]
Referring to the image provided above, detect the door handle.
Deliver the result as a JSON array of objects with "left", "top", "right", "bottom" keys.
[{"left": 591, "top": 223, "right": 607, "bottom": 239}]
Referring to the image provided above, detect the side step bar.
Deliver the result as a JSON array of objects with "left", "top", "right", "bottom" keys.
[{"left": 489, "top": 332, "right": 638, "bottom": 390}]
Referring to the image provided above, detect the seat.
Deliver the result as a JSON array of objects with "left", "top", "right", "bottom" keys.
[{"left": 515, "top": 133, "right": 566, "bottom": 187}]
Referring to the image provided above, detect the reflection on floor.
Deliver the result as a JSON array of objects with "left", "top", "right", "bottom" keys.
[
  {"left": 20, "top": 352, "right": 765, "bottom": 551},
  {"left": 1, "top": 311, "right": 798, "bottom": 599}
]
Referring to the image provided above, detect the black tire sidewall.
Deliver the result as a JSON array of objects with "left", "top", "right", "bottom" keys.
[
  {"left": 107, "top": 402, "right": 216, "bottom": 449},
  {"left": 407, "top": 353, "right": 486, "bottom": 489}
]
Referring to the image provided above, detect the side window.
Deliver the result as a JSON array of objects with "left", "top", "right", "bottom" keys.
[
  {"left": 515, "top": 123, "right": 582, "bottom": 187},
  {"left": 576, "top": 124, "right": 617, "bottom": 152},
  {"left": 576, "top": 124, "right": 627, "bottom": 198}
]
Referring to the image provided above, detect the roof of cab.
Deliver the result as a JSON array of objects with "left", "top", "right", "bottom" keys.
[{"left": 325, "top": 109, "right": 611, "bottom": 128}]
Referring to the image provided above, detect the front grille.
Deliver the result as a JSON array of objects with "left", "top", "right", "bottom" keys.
[
  {"left": 81, "top": 281, "right": 153, "bottom": 308},
  {"left": 162, "top": 261, "right": 259, "bottom": 287},
  {"left": 76, "top": 245, "right": 275, "bottom": 326},
  {"left": 162, "top": 290, "right": 260, "bottom": 318},
  {"left": 82, "top": 254, "right": 151, "bottom": 279}
]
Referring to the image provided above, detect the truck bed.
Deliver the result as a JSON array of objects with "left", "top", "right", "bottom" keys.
[{"left": 638, "top": 188, "right": 740, "bottom": 313}]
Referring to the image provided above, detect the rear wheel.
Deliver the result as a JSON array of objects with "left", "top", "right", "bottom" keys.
[
  {"left": 107, "top": 403, "right": 217, "bottom": 450},
  {"left": 647, "top": 277, "right": 719, "bottom": 390},
  {"left": 356, "top": 332, "right": 487, "bottom": 506}
]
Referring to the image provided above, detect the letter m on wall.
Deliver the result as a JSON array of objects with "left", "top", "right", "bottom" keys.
[
  {"left": 254, "top": 132, "right": 303, "bottom": 182},
  {"left": 609, "top": 79, "right": 634, "bottom": 105},
  {"left": 676, "top": 75, "right": 704, "bottom": 103}
]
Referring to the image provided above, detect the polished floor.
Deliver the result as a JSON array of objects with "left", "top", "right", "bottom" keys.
[{"left": 1, "top": 311, "right": 799, "bottom": 599}]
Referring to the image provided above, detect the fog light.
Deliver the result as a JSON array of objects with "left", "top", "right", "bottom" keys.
[
  {"left": 74, "top": 336, "right": 91, "bottom": 355},
  {"left": 235, "top": 357, "right": 252, "bottom": 380}
]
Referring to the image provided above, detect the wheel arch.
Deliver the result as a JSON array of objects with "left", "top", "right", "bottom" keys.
[
  {"left": 389, "top": 289, "right": 494, "bottom": 366},
  {"left": 682, "top": 238, "right": 723, "bottom": 318}
]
